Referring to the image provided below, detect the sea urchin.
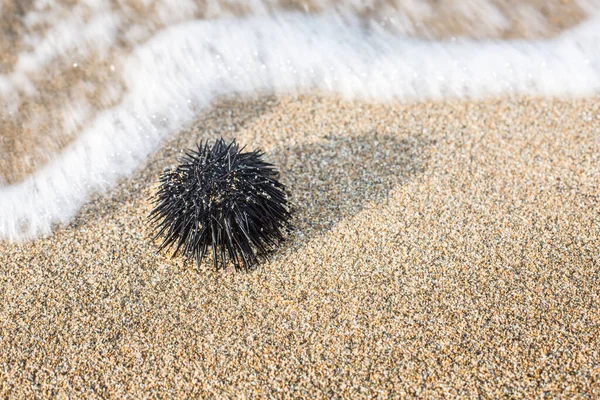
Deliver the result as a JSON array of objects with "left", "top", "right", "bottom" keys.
[{"left": 149, "top": 138, "right": 292, "bottom": 271}]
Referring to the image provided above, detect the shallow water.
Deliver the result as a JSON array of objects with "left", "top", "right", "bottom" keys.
[{"left": 0, "top": 0, "right": 599, "bottom": 240}]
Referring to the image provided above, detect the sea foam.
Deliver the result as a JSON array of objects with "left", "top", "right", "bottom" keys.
[{"left": 1, "top": 12, "right": 600, "bottom": 241}]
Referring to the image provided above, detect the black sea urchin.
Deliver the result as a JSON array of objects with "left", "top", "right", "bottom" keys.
[{"left": 150, "top": 138, "right": 292, "bottom": 271}]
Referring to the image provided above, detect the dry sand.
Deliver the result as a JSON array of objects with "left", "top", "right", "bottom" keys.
[{"left": 1, "top": 94, "right": 599, "bottom": 397}]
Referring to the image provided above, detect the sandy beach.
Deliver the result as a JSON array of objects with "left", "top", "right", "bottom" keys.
[
  {"left": 2, "top": 0, "right": 600, "bottom": 397},
  {"left": 1, "top": 94, "right": 599, "bottom": 397}
]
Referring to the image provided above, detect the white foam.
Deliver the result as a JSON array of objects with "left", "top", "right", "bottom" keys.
[
  {"left": 2, "top": 2, "right": 111, "bottom": 86},
  {"left": 2, "top": 13, "right": 600, "bottom": 241}
]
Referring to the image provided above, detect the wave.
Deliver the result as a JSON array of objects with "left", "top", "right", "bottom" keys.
[{"left": 1, "top": 5, "right": 600, "bottom": 241}]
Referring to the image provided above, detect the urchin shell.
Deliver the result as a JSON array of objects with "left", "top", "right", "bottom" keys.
[{"left": 150, "top": 138, "right": 292, "bottom": 270}]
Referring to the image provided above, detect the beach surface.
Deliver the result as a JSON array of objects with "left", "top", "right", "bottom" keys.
[
  {"left": 1, "top": 94, "right": 599, "bottom": 397},
  {"left": 2, "top": 0, "right": 600, "bottom": 397}
]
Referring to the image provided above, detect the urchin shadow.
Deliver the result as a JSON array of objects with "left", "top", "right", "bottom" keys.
[
  {"left": 273, "top": 132, "right": 430, "bottom": 240},
  {"left": 181, "top": 131, "right": 430, "bottom": 272}
]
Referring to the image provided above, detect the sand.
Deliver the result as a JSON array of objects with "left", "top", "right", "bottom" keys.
[
  {"left": 2, "top": 0, "right": 600, "bottom": 396},
  {"left": 1, "top": 94, "right": 599, "bottom": 397}
]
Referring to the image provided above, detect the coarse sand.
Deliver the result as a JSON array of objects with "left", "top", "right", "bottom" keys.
[{"left": 1, "top": 95, "right": 599, "bottom": 397}]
